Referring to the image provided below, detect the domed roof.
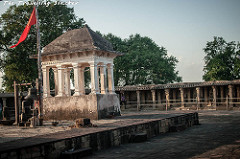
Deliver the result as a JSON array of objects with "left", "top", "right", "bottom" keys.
[{"left": 42, "top": 25, "right": 123, "bottom": 56}]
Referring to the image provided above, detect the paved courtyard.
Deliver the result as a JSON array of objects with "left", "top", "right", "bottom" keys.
[
  {"left": 0, "top": 110, "right": 193, "bottom": 144},
  {"left": 84, "top": 110, "right": 240, "bottom": 159}
]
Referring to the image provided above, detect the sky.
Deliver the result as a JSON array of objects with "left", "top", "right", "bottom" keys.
[{"left": 0, "top": 0, "right": 240, "bottom": 82}]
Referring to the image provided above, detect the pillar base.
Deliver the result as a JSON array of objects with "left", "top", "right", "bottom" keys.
[{"left": 55, "top": 94, "right": 65, "bottom": 97}]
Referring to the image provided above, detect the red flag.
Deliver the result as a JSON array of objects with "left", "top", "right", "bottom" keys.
[{"left": 10, "top": 7, "right": 36, "bottom": 48}]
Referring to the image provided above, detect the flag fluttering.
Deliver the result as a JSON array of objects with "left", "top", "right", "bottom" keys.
[{"left": 10, "top": 7, "right": 36, "bottom": 48}]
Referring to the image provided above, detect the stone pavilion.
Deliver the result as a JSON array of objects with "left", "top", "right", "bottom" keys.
[{"left": 38, "top": 25, "right": 123, "bottom": 120}]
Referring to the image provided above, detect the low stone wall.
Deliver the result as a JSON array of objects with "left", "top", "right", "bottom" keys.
[
  {"left": 43, "top": 94, "right": 120, "bottom": 120},
  {"left": 0, "top": 112, "right": 199, "bottom": 159}
]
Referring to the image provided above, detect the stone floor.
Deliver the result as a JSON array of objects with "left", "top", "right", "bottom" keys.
[
  {"left": 83, "top": 110, "right": 240, "bottom": 159},
  {"left": 1, "top": 110, "right": 240, "bottom": 159},
  {"left": 0, "top": 110, "right": 193, "bottom": 144}
]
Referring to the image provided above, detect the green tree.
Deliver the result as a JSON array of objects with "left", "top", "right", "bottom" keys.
[
  {"left": 203, "top": 37, "right": 240, "bottom": 81},
  {"left": 0, "top": 2, "right": 85, "bottom": 92},
  {"left": 103, "top": 33, "right": 182, "bottom": 86}
]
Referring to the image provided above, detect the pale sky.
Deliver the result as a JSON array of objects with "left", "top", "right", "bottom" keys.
[{"left": 1, "top": 0, "right": 240, "bottom": 82}]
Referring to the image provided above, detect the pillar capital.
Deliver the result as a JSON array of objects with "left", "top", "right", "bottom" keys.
[
  {"left": 89, "top": 62, "right": 98, "bottom": 67},
  {"left": 107, "top": 63, "right": 115, "bottom": 94},
  {"left": 151, "top": 89, "right": 156, "bottom": 93},
  {"left": 72, "top": 63, "right": 80, "bottom": 68},
  {"left": 179, "top": 87, "right": 184, "bottom": 91},
  {"left": 107, "top": 63, "right": 114, "bottom": 69}
]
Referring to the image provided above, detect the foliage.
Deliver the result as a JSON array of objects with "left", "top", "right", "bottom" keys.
[
  {"left": 203, "top": 37, "right": 240, "bottom": 81},
  {"left": 0, "top": 1, "right": 85, "bottom": 92},
  {"left": 103, "top": 33, "right": 182, "bottom": 86}
]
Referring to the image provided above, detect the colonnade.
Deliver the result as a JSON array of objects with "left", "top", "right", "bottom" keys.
[
  {"left": 118, "top": 84, "right": 239, "bottom": 110},
  {"left": 42, "top": 62, "right": 115, "bottom": 98}
]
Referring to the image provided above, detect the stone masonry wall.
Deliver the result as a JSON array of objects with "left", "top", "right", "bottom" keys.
[{"left": 43, "top": 94, "right": 120, "bottom": 120}]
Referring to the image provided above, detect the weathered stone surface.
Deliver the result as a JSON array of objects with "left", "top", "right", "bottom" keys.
[{"left": 43, "top": 94, "right": 120, "bottom": 120}]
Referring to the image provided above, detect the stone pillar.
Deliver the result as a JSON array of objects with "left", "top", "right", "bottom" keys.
[
  {"left": 136, "top": 90, "right": 140, "bottom": 111},
  {"left": 107, "top": 64, "right": 115, "bottom": 94},
  {"left": 220, "top": 87, "right": 224, "bottom": 103},
  {"left": 73, "top": 64, "right": 80, "bottom": 96},
  {"left": 56, "top": 65, "right": 65, "bottom": 97},
  {"left": 42, "top": 66, "right": 50, "bottom": 98},
  {"left": 90, "top": 63, "right": 99, "bottom": 94},
  {"left": 2, "top": 98, "right": 7, "bottom": 107},
  {"left": 64, "top": 68, "right": 71, "bottom": 96},
  {"left": 188, "top": 89, "right": 191, "bottom": 102},
  {"left": 179, "top": 88, "right": 185, "bottom": 107},
  {"left": 53, "top": 68, "right": 58, "bottom": 96},
  {"left": 212, "top": 86, "right": 217, "bottom": 109},
  {"left": 157, "top": 91, "right": 161, "bottom": 104},
  {"left": 151, "top": 90, "right": 156, "bottom": 109},
  {"left": 172, "top": 89, "right": 176, "bottom": 105},
  {"left": 196, "top": 87, "right": 201, "bottom": 109},
  {"left": 79, "top": 66, "right": 85, "bottom": 94},
  {"left": 165, "top": 89, "right": 170, "bottom": 110},
  {"left": 204, "top": 87, "right": 208, "bottom": 105},
  {"left": 228, "top": 85, "right": 233, "bottom": 107},
  {"left": 100, "top": 64, "right": 107, "bottom": 94},
  {"left": 2, "top": 97, "right": 7, "bottom": 119}
]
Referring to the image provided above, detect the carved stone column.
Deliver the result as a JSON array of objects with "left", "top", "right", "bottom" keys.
[
  {"left": 136, "top": 90, "right": 140, "bottom": 111},
  {"left": 73, "top": 64, "right": 80, "bottom": 96},
  {"left": 204, "top": 87, "right": 208, "bottom": 105},
  {"left": 165, "top": 89, "right": 170, "bottom": 110},
  {"left": 188, "top": 89, "right": 191, "bottom": 102},
  {"left": 2, "top": 98, "right": 7, "bottom": 107},
  {"left": 56, "top": 65, "right": 65, "bottom": 97},
  {"left": 212, "top": 86, "right": 217, "bottom": 109},
  {"left": 53, "top": 68, "right": 58, "bottom": 96},
  {"left": 42, "top": 66, "right": 50, "bottom": 98},
  {"left": 179, "top": 88, "right": 185, "bottom": 107},
  {"left": 107, "top": 64, "right": 115, "bottom": 94},
  {"left": 172, "top": 89, "right": 176, "bottom": 105},
  {"left": 100, "top": 64, "right": 107, "bottom": 94},
  {"left": 196, "top": 87, "right": 201, "bottom": 109},
  {"left": 64, "top": 68, "right": 71, "bottom": 96},
  {"left": 151, "top": 90, "right": 156, "bottom": 109},
  {"left": 90, "top": 63, "right": 99, "bottom": 94},
  {"left": 228, "top": 85, "right": 233, "bottom": 107},
  {"left": 79, "top": 66, "right": 85, "bottom": 95}
]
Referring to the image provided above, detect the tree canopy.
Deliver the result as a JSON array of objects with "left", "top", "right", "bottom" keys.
[
  {"left": 103, "top": 33, "right": 182, "bottom": 86},
  {"left": 0, "top": 2, "right": 85, "bottom": 92},
  {"left": 203, "top": 37, "right": 240, "bottom": 81}
]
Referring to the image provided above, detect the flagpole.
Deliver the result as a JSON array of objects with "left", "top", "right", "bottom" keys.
[{"left": 35, "top": 2, "right": 43, "bottom": 126}]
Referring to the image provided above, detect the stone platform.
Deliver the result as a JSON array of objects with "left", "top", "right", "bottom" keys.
[{"left": 0, "top": 111, "right": 199, "bottom": 159}]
